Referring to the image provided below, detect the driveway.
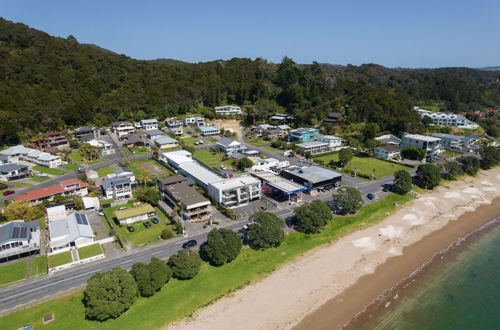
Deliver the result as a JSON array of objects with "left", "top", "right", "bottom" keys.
[{"left": 85, "top": 210, "right": 109, "bottom": 240}]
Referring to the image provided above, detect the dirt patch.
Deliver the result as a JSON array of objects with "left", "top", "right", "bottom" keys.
[{"left": 209, "top": 119, "right": 245, "bottom": 139}]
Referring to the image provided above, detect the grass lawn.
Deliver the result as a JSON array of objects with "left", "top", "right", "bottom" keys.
[
  {"left": 0, "top": 260, "right": 27, "bottom": 287},
  {"left": 0, "top": 193, "right": 415, "bottom": 330},
  {"left": 127, "top": 159, "right": 173, "bottom": 179},
  {"left": 207, "top": 137, "right": 218, "bottom": 143},
  {"left": 442, "top": 150, "right": 462, "bottom": 157},
  {"left": 193, "top": 149, "right": 235, "bottom": 170},
  {"left": 315, "top": 153, "right": 412, "bottom": 179},
  {"left": 420, "top": 104, "right": 440, "bottom": 112},
  {"left": 247, "top": 137, "right": 270, "bottom": 147},
  {"left": 60, "top": 164, "right": 79, "bottom": 171},
  {"left": 128, "top": 147, "right": 151, "bottom": 155},
  {"left": 100, "top": 198, "right": 114, "bottom": 205},
  {"left": 97, "top": 167, "right": 115, "bottom": 177},
  {"left": 78, "top": 244, "right": 103, "bottom": 260},
  {"left": 30, "top": 256, "right": 48, "bottom": 277},
  {"left": 30, "top": 176, "right": 50, "bottom": 183},
  {"left": 181, "top": 137, "right": 199, "bottom": 148},
  {"left": 48, "top": 252, "right": 73, "bottom": 268},
  {"left": 70, "top": 150, "right": 84, "bottom": 163},
  {"left": 87, "top": 158, "right": 109, "bottom": 165},
  {"left": 32, "top": 166, "right": 65, "bottom": 176},
  {"left": 7, "top": 181, "right": 32, "bottom": 187}
]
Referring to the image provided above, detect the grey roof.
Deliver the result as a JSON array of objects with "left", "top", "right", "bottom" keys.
[
  {"left": 101, "top": 176, "right": 132, "bottom": 189},
  {"left": 379, "top": 145, "right": 402, "bottom": 152},
  {"left": 217, "top": 137, "right": 238, "bottom": 147},
  {"left": 49, "top": 213, "right": 94, "bottom": 246},
  {"left": 166, "top": 183, "right": 210, "bottom": 207},
  {"left": 112, "top": 121, "right": 132, "bottom": 126},
  {"left": 0, "top": 163, "right": 28, "bottom": 173},
  {"left": 283, "top": 166, "right": 342, "bottom": 184},
  {"left": 0, "top": 220, "right": 39, "bottom": 244},
  {"left": 75, "top": 126, "right": 95, "bottom": 133},
  {"left": 146, "top": 129, "right": 164, "bottom": 136},
  {"left": 124, "top": 134, "right": 145, "bottom": 145},
  {"left": 327, "top": 112, "right": 342, "bottom": 118},
  {"left": 158, "top": 175, "right": 187, "bottom": 186},
  {"left": 0, "top": 154, "right": 8, "bottom": 162},
  {"left": 115, "top": 166, "right": 132, "bottom": 175},
  {"left": 430, "top": 133, "right": 464, "bottom": 141}
]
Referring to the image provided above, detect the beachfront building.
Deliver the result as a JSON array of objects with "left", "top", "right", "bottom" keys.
[
  {"left": 251, "top": 171, "right": 306, "bottom": 203},
  {"left": 0, "top": 145, "right": 62, "bottom": 168},
  {"left": 111, "top": 121, "right": 135, "bottom": 138},
  {"left": 154, "top": 136, "right": 179, "bottom": 149},
  {"left": 48, "top": 213, "right": 94, "bottom": 251},
  {"left": 280, "top": 166, "right": 342, "bottom": 194},
  {"left": 139, "top": 119, "right": 159, "bottom": 131},
  {"left": 251, "top": 158, "right": 289, "bottom": 173},
  {"left": 114, "top": 204, "right": 156, "bottom": 225},
  {"left": 374, "top": 145, "right": 402, "bottom": 160},
  {"left": 31, "top": 132, "right": 69, "bottom": 152},
  {"left": 87, "top": 139, "right": 116, "bottom": 157},
  {"left": 415, "top": 107, "right": 479, "bottom": 129},
  {"left": 288, "top": 128, "right": 320, "bottom": 142},
  {"left": 0, "top": 163, "right": 30, "bottom": 181},
  {"left": 214, "top": 105, "right": 242, "bottom": 115},
  {"left": 199, "top": 126, "right": 221, "bottom": 137},
  {"left": 14, "top": 179, "right": 88, "bottom": 204},
  {"left": 401, "top": 133, "right": 443, "bottom": 158},
  {"left": 0, "top": 220, "right": 40, "bottom": 259},
  {"left": 158, "top": 182, "right": 212, "bottom": 222},
  {"left": 296, "top": 134, "right": 344, "bottom": 155},
  {"left": 430, "top": 133, "right": 465, "bottom": 151},
  {"left": 207, "top": 175, "right": 261, "bottom": 208},
  {"left": 216, "top": 138, "right": 245, "bottom": 154},
  {"left": 75, "top": 126, "right": 101, "bottom": 141},
  {"left": 184, "top": 116, "right": 206, "bottom": 127}
]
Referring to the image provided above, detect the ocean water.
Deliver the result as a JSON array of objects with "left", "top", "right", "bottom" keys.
[{"left": 360, "top": 220, "right": 500, "bottom": 330}]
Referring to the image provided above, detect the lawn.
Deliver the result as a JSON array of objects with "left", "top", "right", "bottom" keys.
[
  {"left": 30, "top": 176, "right": 50, "bottom": 183},
  {"left": 87, "top": 158, "right": 109, "bottom": 165},
  {"left": 32, "top": 166, "right": 65, "bottom": 176},
  {"left": 442, "top": 150, "right": 462, "bottom": 158},
  {"left": 0, "top": 260, "right": 27, "bottom": 287},
  {"left": 78, "top": 244, "right": 103, "bottom": 260},
  {"left": 315, "top": 153, "right": 412, "bottom": 179},
  {"left": 193, "top": 149, "right": 235, "bottom": 170},
  {"left": 0, "top": 193, "right": 414, "bottom": 330},
  {"left": 127, "top": 159, "right": 173, "bottom": 179},
  {"left": 30, "top": 256, "right": 48, "bottom": 277},
  {"left": 48, "top": 252, "right": 73, "bottom": 268},
  {"left": 247, "top": 137, "right": 270, "bottom": 147},
  {"left": 7, "top": 181, "right": 32, "bottom": 187},
  {"left": 97, "top": 167, "right": 115, "bottom": 177},
  {"left": 128, "top": 147, "right": 151, "bottom": 155},
  {"left": 207, "top": 137, "right": 218, "bottom": 143},
  {"left": 420, "top": 104, "right": 440, "bottom": 112},
  {"left": 181, "top": 137, "right": 199, "bottom": 148},
  {"left": 60, "top": 164, "right": 79, "bottom": 171},
  {"left": 70, "top": 150, "right": 84, "bottom": 163}
]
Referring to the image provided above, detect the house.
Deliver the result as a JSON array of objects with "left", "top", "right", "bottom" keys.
[
  {"left": 214, "top": 105, "right": 242, "bottom": 115},
  {"left": 288, "top": 128, "right": 320, "bottom": 142},
  {"left": 165, "top": 117, "right": 182, "bottom": 129},
  {"left": 280, "top": 166, "right": 342, "bottom": 194},
  {"left": 114, "top": 204, "right": 156, "bottom": 225},
  {"left": 168, "top": 127, "right": 184, "bottom": 136},
  {"left": 146, "top": 129, "right": 165, "bottom": 140},
  {"left": 111, "top": 121, "right": 135, "bottom": 138},
  {"left": 82, "top": 197, "right": 100, "bottom": 211},
  {"left": 199, "top": 126, "right": 221, "bottom": 136},
  {"left": 75, "top": 126, "right": 101, "bottom": 141},
  {"left": 114, "top": 166, "right": 136, "bottom": 181},
  {"left": 32, "top": 132, "right": 69, "bottom": 151},
  {"left": 122, "top": 134, "right": 148, "bottom": 148},
  {"left": 270, "top": 114, "right": 294, "bottom": 124},
  {"left": 297, "top": 134, "right": 343, "bottom": 155},
  {"left": 401, "top": 133, "right": 442, "bottom": 158},
  {"left": 0, "top": 145, "right": 62, "bottom": 168},
  {"left": 263, "top": 126, "right": 289, "bottom": 140},
  {"left": 207, "top": 175, "right": 262, "bottom": 208},
  {"left": 86, "top": 139, "right": 116, "bottom": 156},
  {"left": 415, "top": 107, "right": 479, "bottom": 129},
  {"left": 101, "top": 176, "right": 133, "bottom": 200},
  {"left": 375, "top": 145, "right": 402, "bottom": 160},
  {"left": 0, "top": 154, "right": 8, "bottom": 165},
  {"left": 216, "top": 138, "right": 244, "bottom": 154},
  {"left": 0, "top": 220, "right": 40, "bottom": 259},
  {"left": 14, "top": 179, "right": 89, "bottom": 204},
  {"left": 251, "top": 158, "right": 289, "bottom": 172},
  {"left": 159, "top": 182, "right": 211, "bottom": 222},
  {"left": 324, "top": 112, "right": 342, "bottom": 125},
  {"left": 154, "top": 136, "right": 179, "bottom": 149},
  {"left": 86, "top": 170, "right": 98, "bottom": 180},
  {"left": 375, "top": 134, "right": 402, "bottom": 145},
  {"left": 184, "top": 116, "right": 205, "bottom": 127},
  {"left": 463, "top": 135, "right": 481, "bottom": 147},
  {"left": 48, "top": 213, "right": 94, "bottom": 251},
  {"left": 139, "top": 119, "right": 159, "bottom": 131},
  {"left": 430, "top": 133, "right": 465, "bottom": 151},
  {"left": 46, "top": 204, "right": 67, "bottom": 221},
  {"left": 0, "top": 163, "right": 30, "bottom": 181}
]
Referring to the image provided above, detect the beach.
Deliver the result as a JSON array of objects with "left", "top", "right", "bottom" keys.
[{"left": 167, "top": 168, "right": 500, "bottom": 330}]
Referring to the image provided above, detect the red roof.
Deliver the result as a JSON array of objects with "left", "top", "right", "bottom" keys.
[{"left": 14, "top": 179, "right": 88, "bottom": 202}]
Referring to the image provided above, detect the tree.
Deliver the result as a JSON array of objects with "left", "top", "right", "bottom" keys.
[
  {"left": 83, "top": 267, "right": 138, "bottom": 321},
  {"left": 392, "top": 170, "right": 412, "bottom": 194},
  {"left": 161, "top": 228, "right": 176, "bottom": 239},
  {"left": 134, "top": 186, "right": 159, "bottom": 206},
  {"left": 148, "top": 257, "right": 172, "bottom": 291},
  {"left": 200, "top": 228, "right": 243, "bottom": 266},
  {"left": 339, "top": 148, "right": 354, "bottom": 167},
  {"left": 74, "top": 196, "right": 83, "bottom": 210},
  {"left": 416, "top": 163, "right": 441, "bottom": 189},
  {"left": 4, "top": 200, "right": 45, "bottom": 222},
  {"left": 479, "top": 146, "right": 500, "bottom": 169},
  {"left": 247, "top": 212, "right": 285, "bottom": 249},
  {"left": 362, "top": 123, "right": 380, "bottom": 141},
  {"left": 440, "top": 161, "right": 464, "bottom": 180},
  {"left": 130, "top": 262, "right": 155, "bottom": 297},
  {"left": 459, "top": 156, "right": 481, "bottom": 175},
  {"left": 78, "top": 143, "right": 100, "bottom": 161},
  {"left": 401, "top": 146, "right": 426, "bottom": 160},
  {"left": 294, "top": 200, "right": 332, "bottom": 234},
  {"left": 167, "top": 249, "right": 201, "bottom": 280},
  {"left": 332, "top": 187, "right": 363, "bottom": 214},
  {"left": 235, "top": 157, "right": 253, "bottom": 171}
]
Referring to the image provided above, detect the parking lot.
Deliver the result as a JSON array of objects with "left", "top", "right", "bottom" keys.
[{"left": 233, "top": 199, "right": 274, "bottom": 219}]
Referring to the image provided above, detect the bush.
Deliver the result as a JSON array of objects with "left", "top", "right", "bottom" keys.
[
  {"left": 294, "top": 200, "right": 332, "bottom": 234},
  {"left": 161, "top": 228, "right": 175, "bottom": 239},
  {"left": 200, "top": 228, "right": 242, "bottom": 266},
  {"left": 459, "top": 156, "right": 481, "bottom": 175},
  {"left": 332, "top": 187, "right": 363, "bottom": 214},
  {"left": 247, "top": 212, "right": 284, "bottom": 249},
  {"left": 402, "top": 146, "right": 426, "bottom": 160},
  {"left": 392, "top": 170, "right": 412, "bottom": 194},
  {"left": 440, "top": 161, "right": 463, "bottom": 180},
  {"left": 167, "top": 249, "right": 201, "bottom": 280},
  {"left": 416, "top": 163, "right": 441, "bottom": 189}
]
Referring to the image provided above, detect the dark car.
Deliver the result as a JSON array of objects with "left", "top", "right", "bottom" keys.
[
  {"left": 382, "top": 184, "right": 391, "bottom": 192},
  {"left": 151, "top": 217, "right": 159, "bottom": 224},
  {"left": 182, "top": 240, "right": 197, "bottom": 249},
  {"left": 143, "top": 221, "right": 151, "bottom": 228},
  {"left": 2, "top": 190, "right": 15, "bottom": 196},
  {"left": 127, "top": 225, "right": 135, "bottom": 232},
  {"left": 367, "top": 193, "right": 376, "bottom": 200}
]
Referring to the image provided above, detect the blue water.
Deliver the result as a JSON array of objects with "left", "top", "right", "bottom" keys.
[{"left": 363, "top": 220, "right": 500, "bottom": 330}]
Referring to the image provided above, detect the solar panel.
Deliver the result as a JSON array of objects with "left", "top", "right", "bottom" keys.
[
  {"left": 20, "top": 227, "right": 28, "bottom": 238},
  {"left": 12, "top": 227, "right": 20, "bottom": 239},
  {"left": 76, "top": 213, "right": 83, "bottom": 225},
  {"left": 81, "top": 215, "right": 88, "bottom": 225}
]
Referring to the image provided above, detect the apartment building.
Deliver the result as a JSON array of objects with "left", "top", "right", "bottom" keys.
[
  {"left": 415, "top": 107, "right": 479, "bottom": 129},
  {"left": 207, "top": 175, "right": 262, "bottom": 208},
  {"left": 401, "top": 133, "right": 442, "bottom": 158},
  {"left": 100, "top": 167, "right": 135, "bottom": 200},
  {"left": 158, "top": 181, "right": 211, "bottom": 222},
  {"left": 430, "top": 133, "right": 465, "bottom": 151},
  {"left": 214, "top": 105, "right": 242, "bottom": 115},
  {"left": 0, "top": 145, "right": 62, "bottom": 168}
]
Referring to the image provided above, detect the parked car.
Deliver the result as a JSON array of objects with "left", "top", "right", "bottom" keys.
[
  {"left": 382, "top": 184, "right": 391, "bottom": 192},
  {"left": 151, "top": 217, "right": 159, "bottom": 224},
  {"left": 127, "top": 225, "right": 135, "bottom": 232},
  {"left": 77, "top": 167, "right": 86, "bottom": 173},
  {"left": 198, "top": 140, "right": 204, "bottom": 144},
  {"left": 118, "top": 206, "right": 127, "bottom": 210},
  {"left": 143, "top": 221, "right": 151, "bottom": 228},
  {"left": 97, "top": 211, "right": 105, "bottom": 216},
  {"left": 220, "top": 164, "right": 226, "bottom": 170},
  {"left": 242, "top": 222, "right": 255, "bottom": 230},
  {"left": 2, "top": 190, "right": 15, "bottom": 196},
  {"left": 182, "top": 239, "right": 197, "bottom": 249},
  {"left": 367, "top": 193, "right": 376, "bottom": 200}
]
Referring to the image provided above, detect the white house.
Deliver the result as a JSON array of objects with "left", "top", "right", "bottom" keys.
[
  {"left": 214, "top": 105, "right": 242, "bottom": 115},
  {"left": 111, "top": 121, "right": 135, "bottom": 138},
  {"left": 375, "top": 145, "right": 402, "bottom": 160},
  {"left": 184, "top": 116, "right": 206, "bottom": 127},
  {"left": 87, "top": 139, "right": 116, "bottom": 156},
  {"left": 82, "top": 197, "right": 100, "bottom": 211},
  {"left": 101, "top": 176, "right": 133, "bottom": 200},
  {"left": 46, "top": 204, "right": 67, "bottom": 221},
  {"left": 0, "top": 145, "right": 62, "bottom": 168},
  {"left": 48, "top": 213, "right": 94, "bottom": 251},
  {"left": 251, "top": 158, "right": 290, "bottom": 172},
  {"left": 0, "top": 220, "right": 40, "bottom": 259},
  {"left": 0, "top": 163, "right": 30, "bottom": 181},
  {"left": 216, "top": 138, "right": 244, "bottom": 154},
  {"left": 139, "top": 119, "right": 159, "bottom": 131}
]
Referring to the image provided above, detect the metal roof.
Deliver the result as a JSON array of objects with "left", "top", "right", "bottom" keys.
[
  {"left": 114, "top": 204, "right": 155, "bottom": 220},
  {"left": 49, "top": 213, "right": 94, "bottom": 247},
  {"left": 165, "top": 183, "right": 210, "bottom": 208},
  {"left": 283, "top": 166, "right": 342, "bottom": 184},
  {"left": 0, "top": 220, "right": 39, "bottom": 244}
]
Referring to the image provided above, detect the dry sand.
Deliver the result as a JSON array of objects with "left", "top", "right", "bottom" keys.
[{"left": 167, "top": 168, "right": 500, "bottom": 330}]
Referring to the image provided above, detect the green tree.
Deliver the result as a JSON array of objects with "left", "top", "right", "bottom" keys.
[
  {"left": 133, "top": 186, "right": 160, "bottom": 206},
  {"left": 416, "top": 163, "right": 441, "bottom": 189},
  {"left": 201, "top": 228, "right": 243, "bottom": 266},
  {"left": 148, "top": 257, "right": 172, "bottom": 291},
  {"left": 479, "top": 146, "right": 500, "bottom": 169},
  {"left": 130, "top": 262, "right": 155, "bottom": 297},
  {"left": 339, "top": 148, "right": 354, "bottom": 167},
  {"left": 401, "top": 146, "right": 426, "bottom": 160},
  {"left": 236, "top": 157, "right": 253, "bottom": 170},
  {"left": 83, "top": 267, "right": 138, "bottom": 321},
  {"left": 392, "top": 170, "right": 412, "bottom": 194},
  {"left": 167, "top": 249, "right": 201, "bottom": 280},
  {"left": 332, "top": 187, "right": 363, "bottom": 214},
  {"left": 294, "top": 200, "right": 332, "bottom": 234},
  {"left": 78, "top": 143, "right": 100, "bottom": 161},
  {"left": 362, "top": 123, "right": 380, "bottom": 141},
  {"left": 161, "top": 228, "right": 176, "bottom": 239},
  {"left": 247, "top": 212, "right": 285, "bottom": 249},
  {"left": 459, "top": 156, "right": 481, "bottom": 175},
  {"left": 440, "top": 161, "right": 464, "bottom": 180},
  {"left": 4, "top": 200, "right": 45, "bottom": 222}
]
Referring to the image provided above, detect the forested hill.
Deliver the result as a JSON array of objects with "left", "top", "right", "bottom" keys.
[{"left": 0, "top": 18, "right": 499, "bottom": 145}]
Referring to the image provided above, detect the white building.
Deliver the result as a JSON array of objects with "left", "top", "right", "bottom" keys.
[
  {"left": 216, "top": 138, "right": 244, "bottom": 154},
  {"left": 111, "top": 121, "right": 135, "bottom": 138},
  {"left": 214, "top": 105, "right": 242, "bottom": 115},
  {"left": 430, "top": 133, "right": 465, "bottom": 151},
  {"left": 139, "top": 119, "right": 159, "bottom": 131},
  {"left": 83, "top": 197, "right": 100, "bottom": 211},
  {"left": 184, "top": 116, "right": 206, "bottom": 126},
  {"left": 0, "top": 145, "right": 62, "bottom": 168},
  {"left": 101, "top": 176, "right": 133, "bottom": 200},
  {"left": 0, "top": 220, "right": 40, "bottom": 259},
  {"left": 46, "top": 204, "right": 68, "bottom": 221},
  {"left": 415, "top": 107, "right": 479, "bottom": 129},
  {"left": 49, "top": 213, "right": 94, "bottom": 251},
  {"left": 296, "top": 134, "right": 344, "bottom": 156},
  {"left": 251, "top": 158, "right": 290, "bottom": 172},
  {"left": 87, "top": 139, "right": 116, "bottom": 156},
  {"left": 375, "top": 145, "right": 402, "bottom": 160},
  {"left": 401, "top": 133, "right": 442, "bottom": 158},
  {"left": 0, "top": 163, "right": 30, "bottom": 181},
  {"left": 207, "top": 175, "right": 261, "bottom": 208}
]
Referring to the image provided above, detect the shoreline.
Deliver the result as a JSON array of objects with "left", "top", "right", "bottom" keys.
[
  {"left": 168, "top": 169, "right": 500, "bottom": 330},
  {"left": 295, "top": 197, "right": 500, "bottom": 330}
]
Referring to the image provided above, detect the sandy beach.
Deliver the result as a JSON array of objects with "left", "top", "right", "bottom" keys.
[{"left": 167, "top": 168, "right": 500, "bottom": 330}]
